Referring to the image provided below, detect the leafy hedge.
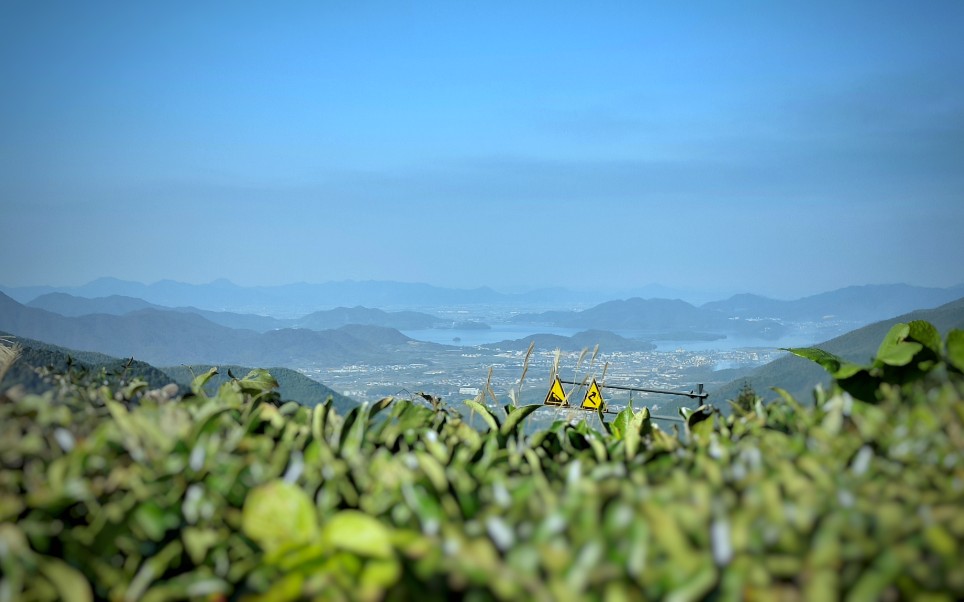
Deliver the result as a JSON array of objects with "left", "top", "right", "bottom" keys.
[{"left": 1, "top": 322, "right": 963, "bottom": 600}]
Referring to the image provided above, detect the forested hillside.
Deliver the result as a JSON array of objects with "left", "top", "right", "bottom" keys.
[{"left": 714, "top": 296, "right": 964, "bottom": 404}]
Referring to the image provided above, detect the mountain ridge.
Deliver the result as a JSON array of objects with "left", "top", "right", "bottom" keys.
[
  {"left": 703, "top": 283, "right": 964, "bottom": 323},
  {"left": 0, "top": 292, "right": 443, "bottom": 368},
  {"left": 711, "top": 295, "right": 964, "bottom": 405},
  {"left": 5, "top": 278, "right": 962, "bottom": 322}
]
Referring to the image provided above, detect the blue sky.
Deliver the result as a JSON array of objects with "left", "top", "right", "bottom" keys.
[{"left": 2, "top": 1, "right": 963, "bottom": 298}]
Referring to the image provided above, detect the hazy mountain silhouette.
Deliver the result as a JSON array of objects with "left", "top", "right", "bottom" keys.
[
  {"left": 702, "top": 284, "right": 964, "bottom": 322},
  {"left": 5, "top": 279, "right": 960, "bottom": 322},
  {"left": 26, "top": 292, "right": 454, "bottom": 333},
  {"left": 0, "top": 292, "right": 442, "bottom": 367},
  {"left": 512, "top": 297, "right": 785, "bottom": 339}
]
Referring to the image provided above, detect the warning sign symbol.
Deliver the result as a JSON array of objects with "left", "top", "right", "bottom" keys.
[
  {"left": 581, "top": 379, "right": 604, "bottom": 410},
  {"left": 544, "top": 376, "right": 568, "bottom": 406}
]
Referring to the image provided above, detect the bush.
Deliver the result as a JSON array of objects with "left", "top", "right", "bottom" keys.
[{"left": 1, "top": 324, "right": 963, "bottom": 600}]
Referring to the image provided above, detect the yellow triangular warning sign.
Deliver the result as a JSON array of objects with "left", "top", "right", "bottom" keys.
[
  {"left": 544, "top": 376, "right": 568, "bottom": 406},
  {"left": 581, "top": 379, "right": 604, "bottom": 410}
]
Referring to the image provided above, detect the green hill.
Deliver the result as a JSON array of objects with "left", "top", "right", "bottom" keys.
[
  {"left": 160, "top": 365, "right": 357, "bottom": 414},
  {"left": 0, "top": 333, "right": 357, "bottom": 413},
  {"left": 713, "top": 296, "right": 964, "bottom": 405},
  {"left": 0, "top": 332, "right": 180, "bottom": 394},
  {"left": 295, "top": 306, "right": 441, "bottom": 330},
  {"left": 481, "top": 329, "right": 657, "bottom": 352}
]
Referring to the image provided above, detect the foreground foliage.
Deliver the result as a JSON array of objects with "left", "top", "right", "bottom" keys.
[{"left": 1, "top": 323, "right": 963, "bottom": 601}]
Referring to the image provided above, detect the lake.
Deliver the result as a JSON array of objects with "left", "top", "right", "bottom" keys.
[{"left": 402, "top": 322, "right": 838, "bottom": 353}]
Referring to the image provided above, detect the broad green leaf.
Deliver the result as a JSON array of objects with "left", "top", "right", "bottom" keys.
[
  {"left": 783, "top": 347, "right": 843, "bottom": 374},
  {"left": 833, "top": 362, "right": 865, "bottom": 380},
  {"left": 876, "top": 341, "right": 922, "bottom": 367},
  {"left": 611, "top": 406, "right": 632, "bottom": 440},
  {"left": 322, "top": 510, "right": 393, "bottom": 559},
  {"left": 630, "top": 406, "right": 651, "bottom": 437},
  {"left": 242, "top": 480, "right": 318, "bottom": 554},
  {"left": 907, "top": 320, "right": 942, "bottom": 356},
  {"left": 947, "top": 329, "right": 964, "bottom": 373},
  {"left": 875, "top": 323, "right": 911, "bottom": 364},
  {"left": 237, "top": 369, "right": 279, "bottom": 397}
]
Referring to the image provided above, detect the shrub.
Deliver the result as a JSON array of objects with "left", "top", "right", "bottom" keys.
[{"left": 1, "top": 323, "right": 962, "bottom": 600}]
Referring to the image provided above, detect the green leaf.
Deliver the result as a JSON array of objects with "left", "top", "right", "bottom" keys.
[
  {"left": 630, "top": 405, "right": 652, "bottom": 437},
  {"left": 946, "top": 329, "right": 964, "bottom": 373},
  {"left": 38, "top": 556, "right": 93, "bottom": 602},
  {"left": 875, "top": 323, "right": 914, "bottom": 366},
  {"left": 597, "top": 404, "right": 611, "bottom": 434},
  {"left": 242, "top": 480, "right": 318, "bottom": 554},
  {"left": 465, "top": 399, "right": 500, "bottom": 431},
  {"left": 134, "top": 500, "right": 179, "bottom": 542},
  {"left": 339, "top": 404, "right": 370, "bottom": 457},
  {"left": 500, "top": 404, "right": 542, "bottom": 437},
  {"left": 876, "top": 342, "right": 923, "bottom": 367},
  {"left": 625, "top": 416, "right": 640, "bottom": 459},
  {"left": 833, "top": 362, "right": 866, "bottom": 379},
  {"left": 611, "top": 406, "right": 632, "bottom": 440},
  {"left": 369, "top": 396, "right": 395, "bottom": 420},
  {"left": 190, "top": 367, "right": 219, "bottom": 396},
  {"left": 907, "top": 320, "right": 942, "bottom": 356},
  {"left": 182, "top": 527, "right": 221, "bottom": 565},
  {"left": 783, "top": 347, "right": 843, "bottom": 374},
  {"left": 237, "top": 369, "right": 279, "bottom": 397},
  {"left": 322, "top": 510, "right": 393, "bottom": 559}
]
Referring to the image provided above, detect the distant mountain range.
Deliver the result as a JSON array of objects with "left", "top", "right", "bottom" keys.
[
  {"left": 25, "top": 293, "right": 457, "bottom": 333},
  {"left": 510, "top": 285, "right": 964, "bottom": 340},
  {"left": 703, "top": 284, "right": 964, "bottom": 323},
  {"left": 5, "top": 279, "right": 964, "bottom": 415},
  {"left": 511, "top": 298, "right": 787, "bottom": 339},
  {"left": 5, "top": 278, "right": 961, "bottom": 327},
  {"left": 0, "top": 292, "right": 440, "bottom": 367},
  {"left": 2, "top": 278, "right": 613, "bottom": 315},
  {"left": 1, "top": 292, "right": 654, "bottom": 370},
  {"left": 712, "top": 296, "right": 964, "bottom": 405}
]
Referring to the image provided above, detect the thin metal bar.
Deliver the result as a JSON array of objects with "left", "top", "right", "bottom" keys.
[
  {"left": 651, "top": 414, "right": 686, "bottom": 423},
  {"left": 537, "top": 405, "right": 687, "bottom": 423},
  {"left": 558, "top": 379, "right": 709, "bottom": 400}
]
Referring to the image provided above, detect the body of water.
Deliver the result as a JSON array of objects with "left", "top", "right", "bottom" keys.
[{"left": 402, "top": 323, "right": 835, "bottom": 353}]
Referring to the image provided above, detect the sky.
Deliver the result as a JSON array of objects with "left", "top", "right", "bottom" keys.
[{"left": 2, "top": 1, "right": 963, "bottom": 299}]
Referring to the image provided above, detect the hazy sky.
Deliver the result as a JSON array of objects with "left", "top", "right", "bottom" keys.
[{"left": 2, "top": 1, "right": 963, "bottom": 298}]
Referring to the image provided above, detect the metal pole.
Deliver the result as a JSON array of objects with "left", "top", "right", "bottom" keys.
[{"left": 558, "top": 378, "right": 709, "bottom": 400}]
